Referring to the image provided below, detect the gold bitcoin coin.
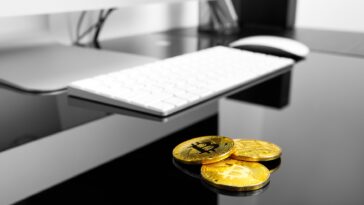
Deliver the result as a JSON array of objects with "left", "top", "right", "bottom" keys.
[
  {"left": 201, "top": 159, "right": 270, "bottom": 191},
  {"left": 231, "top": 139, "right": 282, "bottom": 161},
  {"left": 172, "top": 136, "right": 234, "bottom": 164}
]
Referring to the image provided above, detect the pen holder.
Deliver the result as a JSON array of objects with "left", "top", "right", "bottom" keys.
[{"left": 198, "top": 0, "right": 240, "bottom": 34}]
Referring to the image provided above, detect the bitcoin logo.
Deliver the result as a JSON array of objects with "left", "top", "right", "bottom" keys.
[
  {"left": 190, "top": 141, "right": 219, "bottom": 154},
  {"left": 172, "top": 136, "right": 234, "bottom": 164},
  {"left": 220, "top": 164, "right": 251, "bottom": 179}
]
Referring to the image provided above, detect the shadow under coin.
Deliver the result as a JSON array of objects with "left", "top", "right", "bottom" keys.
[
  {"left": 201, "top": 180, "right": 270, "bottom": 197},
  {"left": 260, "top": 158, "right": 281, "bottom": 174},
  {"left": 172, "top": 158, "right": 201, "bottom": 179}
]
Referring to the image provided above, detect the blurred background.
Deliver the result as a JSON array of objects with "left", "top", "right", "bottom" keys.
[{"left": 0, "top": 0, "right": 363, "bottom": 48}]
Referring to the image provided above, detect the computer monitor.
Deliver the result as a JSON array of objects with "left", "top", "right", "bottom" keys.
[
  {"left": 233, "top": 0, "right": 297, "bottom": 29},
  {"left": 0, "top": 0, "right": 196, "bottom": 17}
]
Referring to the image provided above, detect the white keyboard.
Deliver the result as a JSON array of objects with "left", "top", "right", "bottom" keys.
[{"left": 68, "top": 46, "right": 294, "bottom": 116}]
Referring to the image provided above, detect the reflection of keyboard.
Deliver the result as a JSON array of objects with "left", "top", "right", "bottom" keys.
[{"left": 68, "top": 46, "right": 294, "bottom": 116}]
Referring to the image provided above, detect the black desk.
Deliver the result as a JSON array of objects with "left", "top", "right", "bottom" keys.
[
  {"left": 3, "top": 28, "right": 364, "bottom": 204},
  {"left": 101, "top": 26, "right": 364, "bottom": 59}
]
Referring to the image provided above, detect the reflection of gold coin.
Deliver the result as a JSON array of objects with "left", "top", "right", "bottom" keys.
[
  {"left": 172, "top": 158, "right": 201, "bottom": 179},
  {"left": 172, "top": 136, "right": 234, "bottom": 164},
  {"left": 231, "top": 139, "right": 282, "bottom": 161},
  {"left": 201, "top": 159, "right": 270, "bottom": 191},
  {"left": 202, "top": 179, "right": 270, "bottom": 196}
]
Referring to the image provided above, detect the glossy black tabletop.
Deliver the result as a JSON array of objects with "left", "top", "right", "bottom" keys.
[{"left": 3, "top": 30, "right": 364, "bottom": 204}]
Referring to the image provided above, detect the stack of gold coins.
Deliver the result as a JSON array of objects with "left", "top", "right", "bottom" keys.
[{"left": 172, "top": 136, "right": 282, "bottom": 192}]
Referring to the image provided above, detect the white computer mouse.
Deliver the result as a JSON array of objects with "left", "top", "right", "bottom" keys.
[{"left": 229, "top": 35, "right": 310, "bottom": 59}]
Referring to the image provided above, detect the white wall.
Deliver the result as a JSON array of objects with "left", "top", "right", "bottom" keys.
[
  {"left": 0, "top": 2, "right": 199, "bottom": 47},
  {"left": 0, "top": 15, "right": 53, "bottom": 48},
  {"left": 0, "top": 0, "right": 197, "bottom": 17},
  {"left": 1, "top": 1, "right": 363, "bottom": 48},
  {"left": 48, "top": 2, "right": 198, "bottom": 44},
  {"left": 100, "top": 2, "right": 198, "bottom": 40},
  {"left": 296, "top": 0, "right": 364, "bottom": 32},
  {"left": 1, "top": 0, "right": 364, "bottom": 47}
]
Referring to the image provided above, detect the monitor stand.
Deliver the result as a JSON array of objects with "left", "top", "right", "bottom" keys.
[{"left": 0, "top": 44, "right": 157, "bottom": 93}]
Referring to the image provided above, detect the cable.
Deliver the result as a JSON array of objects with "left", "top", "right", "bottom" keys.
[
  {"left": 74, "top": 11, "right": 102, "bottom": 45},
  {"left": 91, "top": 9, "right": 105, "bottom": 49},
  {"left": 92, "top": 8, "right": 116, "bottom": 49},
  {"left": 74, "top": 8, "right": 115, "bottom": 47},
  {"left": 74, "top": 22, "right": 101, "bottom": 45},
  {"left": 75, "top": 11, "right": 87, "bottom": 44}
]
